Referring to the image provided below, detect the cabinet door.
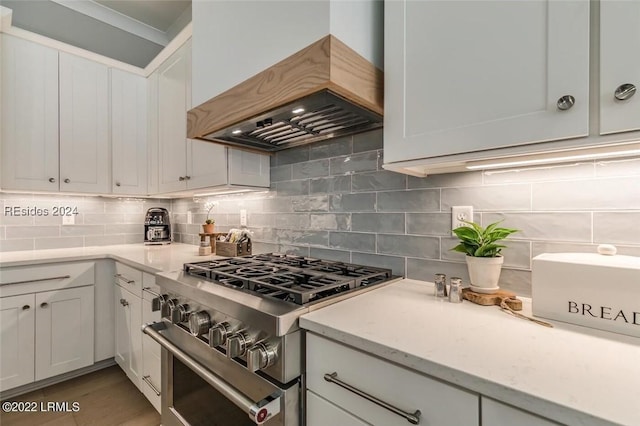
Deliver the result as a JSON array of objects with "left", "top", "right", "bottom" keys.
[
  {"left": 147, "top": 71, "right": 160, "bottom": 195},
  {"left": 307, "top": 390, "right": 368, "bottom": 426},
  {"left": 141, "top": 297, "right": 161, "bottom": 413},
  {"left": 1, "top": 35, "right": 59, "bottom": 192},
  {"left": 482, "top": 397, "right": 560, "bottom": 426},
  {"left": 0, "top": 294, "right": 35, "bottom": 391},
  {"left": 384, "top": 0, "right": 590, "bottom": 163},
  {"left": 59, "top": 52, "right": 110, "bottom": 193},
  {"left": 111, "top": 69, "right": 148, "bottom": 195},
  {"left": 158, "top": 42, "right": 189, "bottom": 193},
  {"left": 228, "top": 148, "right": 270, "bottom": 187},
  {"left": 600, "top": 1, "right": 640, "bottom": 134},
  {"left": 114, "top": 285, "right": 142, "bottom": 389},
  {"left": 35, "top": 286, "right": 94, "bottom": 381}
]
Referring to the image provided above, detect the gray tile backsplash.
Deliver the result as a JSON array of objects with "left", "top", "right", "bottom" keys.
[{"left": 3, "top": 129, "right": 639, "bottom": 299}]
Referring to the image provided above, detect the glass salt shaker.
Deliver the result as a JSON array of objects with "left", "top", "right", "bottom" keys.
[
  {"left": 448, "top": 277, "right": 464, "bottom": 303},
  {"left": 434, "top": 273, "right": 447, "bottom": 298}
]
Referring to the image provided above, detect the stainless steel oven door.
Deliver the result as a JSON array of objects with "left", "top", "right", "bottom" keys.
[{"left": 143, "top": 322, "right": 300, "bottom": 426}]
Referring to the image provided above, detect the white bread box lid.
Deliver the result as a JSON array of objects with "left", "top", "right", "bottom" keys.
[{"left": 532, "top": 246, "right": 640, "bottom": 338}]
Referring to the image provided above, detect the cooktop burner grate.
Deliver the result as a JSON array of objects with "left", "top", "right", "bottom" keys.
[{"left": 183, "top": 253, "right": 394, "bottom": 306}]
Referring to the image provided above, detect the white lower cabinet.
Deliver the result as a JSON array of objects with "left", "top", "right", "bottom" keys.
[
  {"left": 306, "top": 333, "right": 479, "bottom": 426},
  {"left": 307, "top": 390, "right": 368, "bottom": 426},
  {"left": 141, "top": 273, "right": 161, "bottom": 413},
  {"left": 114, "top": 280, "right": 143, "bottom": 390},
  {"left": 0, "top": 262, "right": 96, "bottom": 393},
  {"left": 482, "top": 397, "right": 560, "bottom": 426}
]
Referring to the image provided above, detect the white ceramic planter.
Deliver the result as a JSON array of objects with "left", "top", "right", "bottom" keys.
[{"left": 465, "top": 255, "right": 504, "bottom": 293}]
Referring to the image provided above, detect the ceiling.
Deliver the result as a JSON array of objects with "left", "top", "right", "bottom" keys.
[{"left": 1, "top": 0, "right": 191, "bottom": 68}]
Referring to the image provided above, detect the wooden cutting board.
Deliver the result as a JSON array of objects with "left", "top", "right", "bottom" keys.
[{"left": 462, "top": 288, "right": 522, "bottom": 311}]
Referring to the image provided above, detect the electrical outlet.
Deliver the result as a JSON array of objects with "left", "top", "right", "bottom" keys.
[
  {"left": 451, "top": 206, "right": 473, "bottom": 236},
  {"left": 240, "top": 209, "right": 247, "bottom": 226},
  {"left": 62, "top": 215, "right": 74, "bottom": 225}
]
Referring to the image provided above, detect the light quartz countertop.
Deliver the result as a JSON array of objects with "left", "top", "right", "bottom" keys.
[
  {"left": 0, "top": 243, "right": 215, "bottom": 273},
  {"left": 300, "top": 279, "right": 640, "bottom": 426}
]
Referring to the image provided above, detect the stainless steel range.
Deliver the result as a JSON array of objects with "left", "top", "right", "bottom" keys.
[{"left": 142, "top": 253, "right": 400, "bottom": 426}]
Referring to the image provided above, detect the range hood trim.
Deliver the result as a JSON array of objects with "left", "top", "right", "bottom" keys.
[{"left": 187, "top": 35, "right": 383, "bottom": 152}]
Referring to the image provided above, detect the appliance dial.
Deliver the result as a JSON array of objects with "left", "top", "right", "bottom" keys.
[
  {"left": 164, "top": 298, "right": 178, "bottom": 318},
  {"left": 246, "top": 343, "right": 277, "bottom": 372},
  {"left": 170, "top": 303, "right": 190, "bottom": 324},
  {"left": 188, "top": 311, "right": 212, "bottom": 336},
  {"left": 209, "top": 322, "right": 234, "bottom": 348},
  {"left": 226, "top": 332, "right": 254, "bottom": 359}
]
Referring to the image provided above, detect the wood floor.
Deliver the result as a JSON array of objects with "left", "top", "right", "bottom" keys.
[{"left": 0, "top": 366, "right": 160, "bottom": 426}]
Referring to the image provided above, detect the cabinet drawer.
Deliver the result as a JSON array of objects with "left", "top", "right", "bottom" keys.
[
  {"left": 306, "top": 333, "right": 479, "bottom": 426},
  {"left": 482, "top": 397, "right": 560, "bottom": 426},
  {"left": 142, "top": 272, "right": 160, "bottom": 302},
  {"left": 0, "top": 262, "right": 95, "bottom": 297},
  {"left": 114, "top": 262, "right": 143, "bottom": 297},
  {"left": 307, "top": 390, "right": 368, "bottom": 426}
]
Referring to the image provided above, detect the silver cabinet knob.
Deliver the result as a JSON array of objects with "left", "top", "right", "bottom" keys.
[
  {"left": 557, "top": 95, "right": 575, "bottom": 111},
  {"left": 49, "top": 178, "right": 56, "bottom": 183},
  {"left": 246, "top": 343, "right": 277, "bottom": 372},
  {"left": 185, "top": 176, "right": 191, "bottom": 180},
  {"left": 188, "top": 311, "right": 212, "bottom": 337},
  {"left": 226, "top": 332, "right": 253, "bottom": 359},
  {"left": 170, "top": 303, "right": 190, "bottom": 324},
  {"left": 40, "top": 302, "right": 49, "bottom": 308},
  {"left": 615, "top": 83, "right": 636, "bottom": 101},
  {"left": 115, "top": 182, "right": 121, "bottom": 187},
  {"left": 178, "top": 176, "right": 185, "bottom": 181},
  {"left": 63, "top": 178, "right": 70, "bottom": 183},
  {"left": 22, "top": 305, "right": 30, "bottom": 311},
  {"left": 120, "top": 298, "right": 129, "bottom": 307},
  {"left": 209, "top": 322, "right": 231, "bottom": 347}
]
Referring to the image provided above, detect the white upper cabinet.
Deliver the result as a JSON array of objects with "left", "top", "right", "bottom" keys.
[
  {"left": 1, "top": 35, "right": 59, "bottom": 192},
  {"left": 59, "top": 52, "right": 110, "bottom": 193},
  {"left": 111, "top": 69, "right": 147, "bottom": 195},
  {"left": 600, "top": 1, "right": 640, "bottom": 134},
  {"left": 384, "top": 0, "right": 590, "bottom": 164}
]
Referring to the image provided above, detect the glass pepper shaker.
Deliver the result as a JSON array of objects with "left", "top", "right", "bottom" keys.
[
  {"left": 434, "top": 273, "right": 447, "bottom": 298},
  {"left": 449, "top": 277, "right": 464, "bottom": 303}
]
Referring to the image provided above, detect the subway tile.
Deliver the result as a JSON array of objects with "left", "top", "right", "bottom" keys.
[
  {"left": 593, "top": 212, "right": 640, "bottom": 245},
  {"left": 276, "top": 180, "right": 309, "bottom": 196},
  {"left": 277, "top": 245, "right": 310, "bottom": 256},
  {"left": 292, "top": 159, "right": 330, "bottom": 179},
  {"left": 595, "top": 157, "right": 640, "bottom": 177},
  {"left": 352, "top": 170, "right": 406, "bottom": 192},
  {"left": 271, "top": 165, "right": 292, "bottom": 182},
  {"left": 309, "top": 247, "right": 351, "bottom": 263},
  {"left": 276, "top": 229, "right": 328, "bottom": 247},
  {"left": 309, "top": 213, "right": 351, "bottom": 231},
  {"left": 85, "top": 235, "right": 126, "bottom": 246},
  {"left": 442, "top": 184, "right": 531, "bottom": 211},
  {"left": 292, "top": 196, "right": 329, "bottom": 212},
  {"left": 104, "top": 200, "right": 144, "bottom": 213},
  {"left": 377, "top": 234, "right": 439, "bottom": 259},
  {"left": 252, "top": 228, "right": 278, "bottom": 243},
  {"left": 252, "top": 242, "right": 280, "bottom": 254},
  {"left": 330, "top": 152, "right": 379, "bottom": 175},
  {"left": 406, "top": 213, "right": 452, "bottom": 236},
  {"left": 310, "top": 176, "right": 351, "bottom": 194},
  {"left": 123, "top": 214, "right": 145, "bottom": 224},
  {"left": 0, "top": 239, "right": 35, "bottom": 252},
  {"left": 35, "top": 237, "right": 84, "bottom": 250},
  {"left": 84, "top": 214, "right": 126, "bottom": 224},
  {"left": 6, "top": 225, "right": 59, "bottom": 239},
  {"left": 352, "top": 213, "right": 404, "bottom": 234},
  {"left": 276, "top": 146, "right": 309, "bottom": 165},
  {"left": 308, "top": 136, "right": 352, "bottom": 160},
  {"left": 248, "top": 213, "right": 275, "bottom": 227},
  {"left": 408, "top": 171, "right": 483, "bottom": 189},
  {"left": 352, "top": 129, "right": 383, "bottom": 153},
  {"left": 482, "top": 212, "right": 592, "bottom": 243},
  {"left": 262, "top": 197, "right": 294, "bottom": 213},
  {"left": 0, "top": 226, "right": 4, "bottom": 240},
  {"left": 275, "top": 214, "right": 310, "bottom": 230},
  {"left": 483, "top": 162, "right": 594, "bottom": 184},
  {"left": 124, "top": 234, "right": 144, "bottom": 244},
  {"left": 329, "top": 193, "right": 376, "bottom": 212},
  {"left": 0, "top": 212, "right": 35, "bottom": 225},
  {"left": 104, "top": 223, "right": 144, "bottom": 235},
  {"left": 377, "top": 189, "right": 439, "bottom": 212},
  {"left": 497, "top": 268, "right": 532, "bottom": 297},
  {"left": 77, "top": 199, "right": 106, "bottom": 214},
  {"left": 329, "top": 232, "right": 376, "bottom": 252},
  {"left": 441, "top": 237, "right": 531, "bottom": 269},
  {"left": 351, "top": 252, "right": 405, "bottom": 276},
  {"left": 61, "top": 225, "right": 105, "bottom": 236},
  {"left": 407, "top": 258, "right": 469, "bottom": 283},
  {"left": 532, "top": 177, "right": 640, "bottom": 210}
]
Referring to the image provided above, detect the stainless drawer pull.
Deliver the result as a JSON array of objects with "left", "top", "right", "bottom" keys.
[
  {"left": 2, "top": 275, "right": 71, "bottom": 286},
  {"left": 142, "top": 287, "right": 160, "bottom": 298},
  {"left": 114, "top": 274, "right": 135, "bottom": 284},
  {"left": 142, "top": 375, "right": 161, "bottom": 396},
  {"left": 323, "top": 372, "right": 421, "bottom": 425},
  {"left": 143, "top": 287, "right": 164, "bottom": 312}
]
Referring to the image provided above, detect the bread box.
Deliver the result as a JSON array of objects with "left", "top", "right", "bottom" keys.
[{"left": 532, "top": 248, "right": 640, "bottom": 338}]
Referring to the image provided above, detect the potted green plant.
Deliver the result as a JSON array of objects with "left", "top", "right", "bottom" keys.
[
  {"left": 202, "top": 202, "right": 216, "bottom": 234},
  {"left": 451, "top": 220, "right": 519, "bottom": 293}
]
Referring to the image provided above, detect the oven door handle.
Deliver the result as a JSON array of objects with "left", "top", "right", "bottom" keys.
[{"left": 142, "top": 322, "right": 282, "bottom": 425}]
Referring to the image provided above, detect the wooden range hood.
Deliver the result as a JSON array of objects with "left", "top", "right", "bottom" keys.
[{"left": 187, "top": 35, "right": 383, "bottom": 152}]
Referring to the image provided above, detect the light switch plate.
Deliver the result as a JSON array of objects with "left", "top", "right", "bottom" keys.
[
  {"left": 240, "top": 209, "right": 247, "bottom": 226},
  {"left": 62, "top": 215, "right": 74, "bottom": 225}
]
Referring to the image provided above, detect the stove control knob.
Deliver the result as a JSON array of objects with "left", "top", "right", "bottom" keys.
[
  {"left": 188, "top": 311, "right": 212, "bottom": 336},
  {"left": 246, "top": 343, "right": 277, "bottom": 372},
  {"left": 226, "top": 332, "right": 253, "bottom": 359},
  {"left": 170, "top": 303, "right": 190, "bottom": 324},
  {"left": 209, "top": 322, "right": 231, "bottom": 347},
  {"left": 164, "top": 298, "right": 179, "bottom": 319}
]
